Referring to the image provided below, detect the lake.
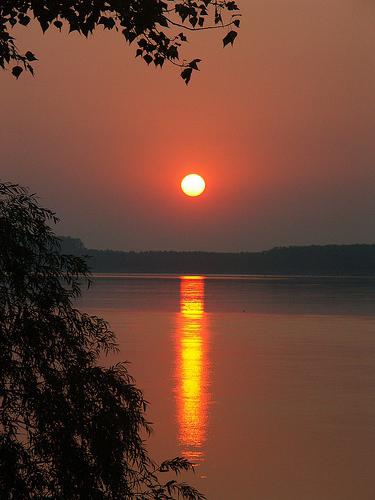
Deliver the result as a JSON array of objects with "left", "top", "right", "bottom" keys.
[{"left": 79, "top": 274, "right": 375, "bottom": 500}]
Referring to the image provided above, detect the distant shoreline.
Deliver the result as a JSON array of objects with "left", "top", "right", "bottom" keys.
[
  {"left": 60, "top": 237, "right": 375, "bottom": 276},
  {"left": 91, "top": 272, "right": 375, "bottom": 279}
]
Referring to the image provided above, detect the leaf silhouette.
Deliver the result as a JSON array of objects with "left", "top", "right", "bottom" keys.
[
  {"left": 181, "top": 67, "right": 193, "bottom": 85},
  {"left": 25, "top": 51, "right": 37, "bottom": 62},
  {"left": 11, "top": 65, "right": 23, "bottom": 78},
  {"left": 223, "top": 30, "right": 238, "bottom": 47},
  {"left": 189, "top": 59, "right": 201, "bottom": 70}
]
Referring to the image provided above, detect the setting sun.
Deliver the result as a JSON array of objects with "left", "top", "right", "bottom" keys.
[{"left": 181, "top": 174, "right": 206, "bottom": 197}]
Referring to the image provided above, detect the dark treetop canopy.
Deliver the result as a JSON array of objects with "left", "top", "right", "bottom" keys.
[{"left": 0, "top": 0, "right": 240, "bottom": 83}]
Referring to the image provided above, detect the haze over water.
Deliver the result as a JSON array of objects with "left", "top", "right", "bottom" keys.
[
  {"left": 80, "top": 275, "right": 375, "bottom": 500},
  {"left": 3, "top": 0, "right": 375, "bottom": 252}
]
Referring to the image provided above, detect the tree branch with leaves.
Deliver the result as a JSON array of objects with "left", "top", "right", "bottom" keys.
[{"left": 0, "top": 0, "right": 241, "bottom": 83}]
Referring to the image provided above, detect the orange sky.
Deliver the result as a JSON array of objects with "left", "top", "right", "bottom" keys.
[{"left": 1, "top": 0, "right": 374, "bottom": 250}]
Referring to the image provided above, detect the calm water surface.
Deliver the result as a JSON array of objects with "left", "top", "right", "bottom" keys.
[{"left": 80, "top": 275, "right": 375, "bottom": 500}]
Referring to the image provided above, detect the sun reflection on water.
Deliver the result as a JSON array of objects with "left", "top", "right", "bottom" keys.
[{"left": 175, "top": 276, "right": 210, "bottom": 463}]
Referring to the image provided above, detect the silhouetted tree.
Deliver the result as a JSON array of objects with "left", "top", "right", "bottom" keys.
[
  {"left": 0, "top": 0, "right": 240, "bottom": 83},
  {"left": 0, "top": 182, "right": 205, "bottom": 499}
]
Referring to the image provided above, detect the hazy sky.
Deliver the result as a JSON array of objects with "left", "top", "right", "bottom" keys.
[{"left": 1, "top": 0, "right": 374, "bottom": 251}]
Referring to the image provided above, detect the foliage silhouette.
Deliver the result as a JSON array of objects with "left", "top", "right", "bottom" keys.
[
  {"left": 0, "top": 182, "right": 205, "bottom": 500},
  {"left": 0, "top": 0, "right": 240, "bottom": 83}
]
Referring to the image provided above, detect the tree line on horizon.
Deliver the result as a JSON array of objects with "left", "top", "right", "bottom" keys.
[{"left": 60, "top": 237, "right": 375, "bottom": 275}]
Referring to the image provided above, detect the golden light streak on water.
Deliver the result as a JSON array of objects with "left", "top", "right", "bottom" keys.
[{"left": 175, "top": 276, "right": 210, "bottom": 463}]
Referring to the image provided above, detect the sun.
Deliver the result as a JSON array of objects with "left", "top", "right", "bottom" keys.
[{"left": 181, "top": 174, "right": 206, "bottom": 197}]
